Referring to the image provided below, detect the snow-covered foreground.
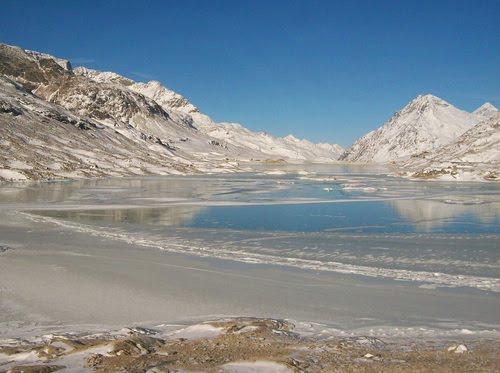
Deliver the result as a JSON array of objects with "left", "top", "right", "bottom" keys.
[{"left": 2, "top": 318, "right": 496, "bottom": 372}]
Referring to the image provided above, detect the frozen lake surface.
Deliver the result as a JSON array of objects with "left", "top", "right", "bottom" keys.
[{"left": 0, "top": 165, "right": 499, "bottom": 340}]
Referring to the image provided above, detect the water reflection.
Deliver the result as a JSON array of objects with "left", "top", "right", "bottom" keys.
[
  {"left": 390, "top": 198, "right": 500, "bottom": 231},
  {"left": 0, "top": 176, "right": 223, "bottom": 204},
  {"left": 1, "top": 173, "right": 499, "bottom": 234},
  {"left": 32, "top": 197, "right": 500, "bottom": 234},
  {"left": 38, "top": 206, "right": 205, "bottom": 226}
]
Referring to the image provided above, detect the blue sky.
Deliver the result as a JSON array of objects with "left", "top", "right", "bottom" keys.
[{"left": 0, "top": 0, "right": 498, "bottom": 146}]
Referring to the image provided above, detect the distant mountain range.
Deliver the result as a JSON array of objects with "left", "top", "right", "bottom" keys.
[
  {"left": 0, "top": 43, "right": 498, "bottom": 181},
  {"left": 74, "top": 66, "right": 344, "bottom": 162}
]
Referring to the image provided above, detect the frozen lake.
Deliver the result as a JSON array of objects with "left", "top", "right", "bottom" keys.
[{"left": 0, "top": 165, "right": 499, "bottom": 340}]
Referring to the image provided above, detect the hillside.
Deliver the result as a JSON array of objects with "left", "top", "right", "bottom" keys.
[
  {"left": 404, "top": 113, "right": 500, "bottom": 181},
  {"left": 0, "top": 43, "right": 342, "bottom": 181},
  {"left": 340, "top": 95, "right": 479, "bottom": 163}
]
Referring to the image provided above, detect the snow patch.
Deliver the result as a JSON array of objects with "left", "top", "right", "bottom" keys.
[
  {"left": 220, "top": 360, "right": 293, "bottom": 373},
  {"left": 168, "top": 323, "right": 223, "bottom": 340}
]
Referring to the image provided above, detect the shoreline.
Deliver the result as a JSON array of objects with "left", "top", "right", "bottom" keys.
[
  {"left": 1, "top": 160, "right": 498, "bottom": 185},
  {"left": 1, "top": 318, "right": 498, "bottom": 372},
  {"left": 1, "top": 210, "right": 498, "bottom": 340}
]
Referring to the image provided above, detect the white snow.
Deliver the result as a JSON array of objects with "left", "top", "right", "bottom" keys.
[
  {"left": 168, "top": 323, "right": 223, "bottom": 340},
  {"left": 0, "top": 350, "right": 39, "bottom": 363},
  {"left": 0, "top": 169, "right": 27, "bottom": 181},
  {"left": 0, "top": 43, "right": 497, "bottom": 182},
  {"left": 473, "top": 102, "right": 498, "bottom": 119},
  {"left": 403, "top": 112, "right": 499, "bottom": 181},
  {"left": 50, "top": 343, "right": 114, "bottom": 373},
  {"left": 220, "top": 361, "right": 293, "bottom": 373},
  {"left": 448, "top": 344, "right": 468, "bottom": 354},
  {"left": 0, "top": 342, "right": 114, "bottom": 372},
  {"left": 341, "top": 94, "right": 482, "bottom": 163},
  {"left": 72, "top": 65, "right": 343, "bottom": 163}
]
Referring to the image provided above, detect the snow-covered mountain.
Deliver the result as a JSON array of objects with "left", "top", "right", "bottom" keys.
[
  {"left": 428, "top": 109, "right": 499, "bottom": 163},
  {"left": 74, "top": 67, "right": 215, "bottom": 128},
  {"left": 202, "top": 123, "right": 344, "bottom": 161},
  {"left": 403, "top": 110, "right": 499, "bottom": 181},
  {"left": 340, "top": 95, "right": 499, "bottom": 180},
  {"left": 0, "top": 75, "right": 200, "bottom": 181},
  {"left": 473, "top": 102, "right": 498, "bottom": 120},
  {"left": 1, "top": 42, "right": 496, "bottom": 182},
  {"left": 340, "top": 94, "right": 480, "bottom": 163},
  {"left": 73, "top": 66, "right": 344, "bottom": 160},
  {"left": 0, "top": 43, "right": 343, "bottom": 180}
]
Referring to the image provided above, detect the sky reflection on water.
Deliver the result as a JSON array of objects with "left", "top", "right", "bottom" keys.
[{"left": 2, "top": 169, "right": 496, "bottom": 234}]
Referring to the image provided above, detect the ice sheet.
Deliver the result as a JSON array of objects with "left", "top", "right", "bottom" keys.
[
  {"left": 0, "top": 172, "right": 498, "bottom": 341},
  {"left": 21, "top": 212, "right": 500, "bottom": 292}
]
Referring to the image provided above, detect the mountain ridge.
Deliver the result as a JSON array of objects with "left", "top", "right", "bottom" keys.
[
  {"left": 340, "top": 94, "right": 491, "bottom": 163},
  {"left": 71, "top": 64, "right": 345, "bottom": 160},
  {"left": 0, "top": 42, "right": 497, "bottom": 182},
  {"left": 0, "top": 42, "right": 343, "bottom": 181},
  {"left": 473, "top": 102, "right": 498, "bottom": 119},
  {"left": 403, "top": 112, "right": 500, "bottom": 181}
]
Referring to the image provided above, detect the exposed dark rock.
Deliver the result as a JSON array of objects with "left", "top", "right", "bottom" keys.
[
  {"left": 0, "top": 102, "right": 22, "bottom": 116},
  {"left": 0, "top": 244, "right": 12, "bottom": 253}
]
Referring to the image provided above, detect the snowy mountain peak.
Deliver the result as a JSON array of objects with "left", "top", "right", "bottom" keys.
[
  {"left": 413, "top": 94, "right": 446, "bottom": 103},
  {"left": 145, "top": 80, "right": 163, "bottom": 88},
  {"left": 73, "top": 66, "right": 134, "bottom": 86},
  {"left": 72, "top": 66, "right": 212, "bottom": 124},
  {"left": 340, "top": 94, "right": 478, "bottom": 163},
  {"left": 128, "top": 79, "right": 218, "bottom": 127},
  {"left": 475, "top": 102, "right": 497, "bottom": 111},
  {"left": 130, "top": 79, "right": 199, "bottom": 113},
  {"left": 403, "top": 94, "right": 451, "bottom": 114},
  {"left": 284, "top": 134, "right": 299, "bottom": 142},
  {"left": 414, "top": 94, "right": 446, "bottom": 102},
  {"left": 473, "top": 102, "right": 498, "bottom": 119},
  {"left": 24, "top": 49, "right": 72, "bottom": 71}
]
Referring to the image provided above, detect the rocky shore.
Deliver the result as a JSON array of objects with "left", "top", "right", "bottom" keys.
[{"left": 1, "top": 318, "right": 497, "bottom": 372}]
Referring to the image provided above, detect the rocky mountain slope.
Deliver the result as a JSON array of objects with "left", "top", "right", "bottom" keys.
[
  {"left": 0, "top": 75, "right": 199, "bottom": 181},
  {"left": 75, "top": 65, "right": 344, "bottom": 161},
  {"left": 0, "top": 43, "right": 342, "bottom": 181},
  {"left": 1, "top": 42, "right": 496, "bottom": 182},
  {"left": 403, "top": 112, "right": 500, "bottom": 181},
  {"left": 340, "top": 95, "right": 481, "bottom": 163},
  {"left": 200, "top": 123, "right": 344, "bottom": 162},
  {"left": 339, "top": 95, "right": 499, "bottom": 181}
]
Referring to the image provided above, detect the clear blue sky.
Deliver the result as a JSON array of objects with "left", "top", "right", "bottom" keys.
[{"left": 1, "top": 0, "right": 498, "bottom": 147}]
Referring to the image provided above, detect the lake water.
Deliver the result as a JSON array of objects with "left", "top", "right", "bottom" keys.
[
  {"left": 7, "top": 169, "right": 499, "bottom": 235},
  {"left": 0, "top": 166, "right": 499, "bottom": 338},
  {"left": 2, "top": 167, "right": 499, "bottom": 289}
]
